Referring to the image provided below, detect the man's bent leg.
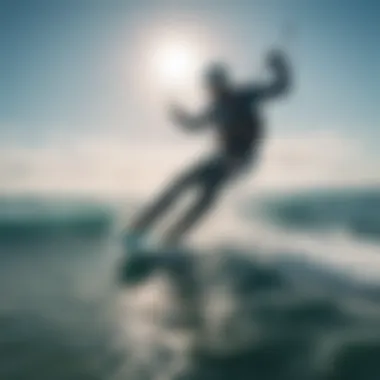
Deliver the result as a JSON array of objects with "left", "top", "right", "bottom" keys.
[
  {"left": 162, "top": 155, "right": 243, "bottom": 245},
  {"left": 129, "top": 177, "right": 191, "bottom": 234},
  {"left": 129, "top": 160, "right": 210, "bottom": 234},
  {"left": 163, "top": 186, "right": 219, "bottom": 246}
]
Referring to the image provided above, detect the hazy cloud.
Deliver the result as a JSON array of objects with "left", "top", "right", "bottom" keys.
[{"left": 0, "top": 131, "right": 378, "bottom": 196}]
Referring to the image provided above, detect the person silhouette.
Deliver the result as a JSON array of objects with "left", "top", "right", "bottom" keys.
[{"left": 128, "top": 49, "right": 292, "bottom": 246}]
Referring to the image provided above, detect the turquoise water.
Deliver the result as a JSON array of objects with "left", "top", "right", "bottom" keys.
[
  {"left": 253, "top": 187, "right": 380, "bottom": 241},
  {"left": 1, "top": 189, "right": 380, "bottom": 380}
]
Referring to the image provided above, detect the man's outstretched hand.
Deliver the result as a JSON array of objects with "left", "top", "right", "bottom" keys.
[
  {"left": 169, "top": 103, "right": 186, "bottom": 125},
  {"left": 169, "top": 103, "right": 208, "bottom": 131},
  {"left": 169, "top": 103, "right": 195, "bottom": 130}
]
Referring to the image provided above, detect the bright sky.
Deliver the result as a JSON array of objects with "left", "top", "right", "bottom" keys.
[{"left": 1, "top": 0, "right": 379, "bottom": 194}]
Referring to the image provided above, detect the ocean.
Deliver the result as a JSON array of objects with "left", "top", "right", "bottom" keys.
[{"left": 1, "top": 187, "right": 380, "bottom": 380}]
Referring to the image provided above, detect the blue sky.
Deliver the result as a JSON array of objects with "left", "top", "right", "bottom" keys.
[
  {"left": 0, "top": 0, "right": 379, "bottom": 194},
  {"left": 2, "top": 0, "right": 379, "bottom": 142}
]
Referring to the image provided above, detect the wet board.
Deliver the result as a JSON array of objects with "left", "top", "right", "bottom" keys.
[{"left": 118, "top": 233, "right": 192, "bottom": 285}]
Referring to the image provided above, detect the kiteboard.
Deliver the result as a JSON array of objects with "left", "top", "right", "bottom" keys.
[{"left": 118, "top": 232, "right": 192, "bottom": 285}]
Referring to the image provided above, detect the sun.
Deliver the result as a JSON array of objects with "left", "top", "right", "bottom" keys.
[
  {"left": 157, "top": 43, "right": 193, "bottom": 82},
  {"left": 151, "top": 36, "right": 201, "bottom": 89}
]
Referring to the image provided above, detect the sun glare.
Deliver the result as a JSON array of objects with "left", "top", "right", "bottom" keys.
[{"left": 152, "top": 37, "right": 200, "bottom": 89}]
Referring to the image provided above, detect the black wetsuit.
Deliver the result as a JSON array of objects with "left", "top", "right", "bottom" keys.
[
  {"left": 130, "top": 52, "right": 291, "bottom": 244},
  {"left": 213, "top": 88, "right": 264, "bottom": 155},
  {"left": 130, "top": 90, "right": 263, "bottom": 244}
]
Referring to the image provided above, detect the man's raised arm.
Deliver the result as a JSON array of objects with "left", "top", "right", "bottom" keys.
[
  {"left": 170, "top": 104, "right": 213, "bottom": 131},
  {"left": 252, "top": 49, "right": 292, "bottom": 101}
]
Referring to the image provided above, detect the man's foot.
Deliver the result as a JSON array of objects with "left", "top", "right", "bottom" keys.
[
  {"left": 119, "top": 252, "right": 159, "bottom": 285},
  {"left": 123, "top": 230, "right": 145, "bottom": 252},
  {"left": 120, "top": 230, "right": 159, "bottom": 285}
]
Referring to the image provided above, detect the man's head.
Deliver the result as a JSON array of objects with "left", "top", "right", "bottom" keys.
[{"left": 203, "top": 63, "right": 231, "bottom": 97}]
